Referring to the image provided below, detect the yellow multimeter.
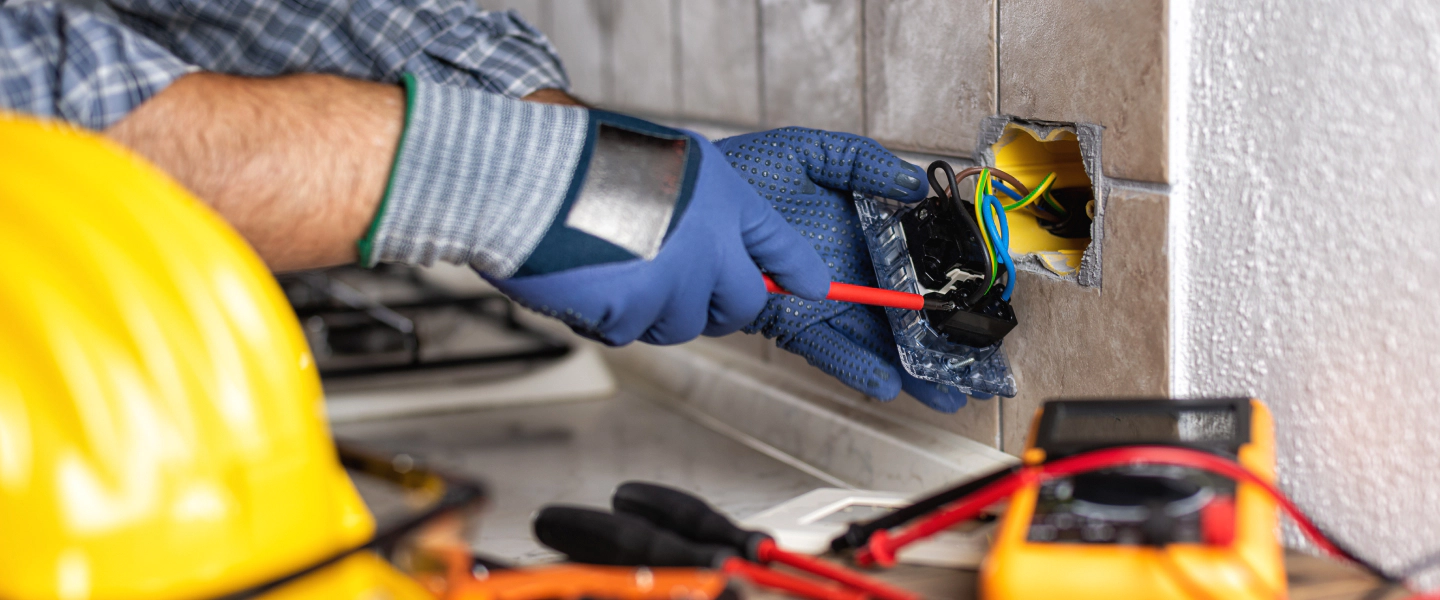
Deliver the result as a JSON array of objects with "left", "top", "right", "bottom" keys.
[{"left": 981, "top": 398, "right": 1284, "bottom": 600}]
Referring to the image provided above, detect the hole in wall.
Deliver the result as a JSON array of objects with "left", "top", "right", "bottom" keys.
[{"left": 977, "top": 117, "right": 1105, "bottom": 287}]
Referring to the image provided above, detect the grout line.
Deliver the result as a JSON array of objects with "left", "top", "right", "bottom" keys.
[
  {"left": 755, "top": 0, "right": 767, "bottom": 127},
  {"left": 538, "top": 0, "right": 553, "bottom": 37},
  {"left": 660, "top": 396, "right": 856, "bottom": 489},
  {"left": 599, "top": 0, "right": 613, "bottom": 104},
  {"left": 858, "top": 0, "right": 868, "bottom": 136},
  {"left": 993, "top": 0, "right": 1000, "bottom": 114},
  {"left": 671, "top": 0, "right": 682, "bottom": 115},
  {"left": 995, "top": 396, "right": 1004, "bottom": 451},
  {"left": 1109, "top": 177, "right": 1173, "bottom": 195}
]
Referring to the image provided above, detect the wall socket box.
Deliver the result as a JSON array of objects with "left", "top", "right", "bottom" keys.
[{"left": 977, "top": 117, "right": 1106, "bottom": 286}]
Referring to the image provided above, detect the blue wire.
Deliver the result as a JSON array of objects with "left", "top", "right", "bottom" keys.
[
  {"left": 981, "top": 194, "right": 1015, "bottom": 301},
  {"left": 992, "top": 179, "right": 1025, "bottom": 202}
]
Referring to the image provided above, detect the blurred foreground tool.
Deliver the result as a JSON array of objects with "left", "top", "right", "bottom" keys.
[
  {"left": 426, "top": 563, "right": 731, "bottom": 600},
  {"left": 535, "top": 497, "right": 919, "bottom": 600},
  {"left": 839, "top": 398, "right": 1431, "bottom": 600},
  {"left": 0, "top": 111, "right": 726, "bottom": 600},
  {"left": 613, "top": 482, "right": 918, "bottom": 600},
  {"left": 535, "top": 507, "right": 860, "bottom": 600}
]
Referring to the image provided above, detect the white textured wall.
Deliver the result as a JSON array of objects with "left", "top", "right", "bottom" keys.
[{"left": 1176, "top": 0, "right": 1440, "bottom": 583}]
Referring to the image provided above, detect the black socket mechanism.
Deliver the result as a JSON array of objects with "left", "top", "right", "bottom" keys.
[{"left": 901, "top": 161, "right": 1019, "bottom": 348}]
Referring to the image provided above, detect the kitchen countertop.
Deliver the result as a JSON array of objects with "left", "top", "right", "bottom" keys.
[
  {"left": 336, "top": 370, "right": 1407, "bottom": 599},
  {"left": 334, "top": 371, "right": 830, "bottom": 564}
]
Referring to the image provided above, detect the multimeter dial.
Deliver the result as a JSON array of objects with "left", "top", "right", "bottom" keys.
[{"left": 1027, "top": 465, "right": 1235, "bottom": 546}]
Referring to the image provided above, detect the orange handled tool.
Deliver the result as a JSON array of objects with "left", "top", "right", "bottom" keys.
[{"left": 761, "top": 274, "right": 954, "bottom": 312}]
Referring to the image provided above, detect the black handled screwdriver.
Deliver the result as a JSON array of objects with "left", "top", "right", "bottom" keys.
[
  {"left": 533, "top": 505, "right": 866, "bottom": 600},
  {"left": 612, "top": 482, "right": 918, "bottom": 600}
]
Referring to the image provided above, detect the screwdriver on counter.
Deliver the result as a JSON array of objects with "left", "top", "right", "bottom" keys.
[
  {"left": 762, "top": 274, "right": 955, "bottom": 312},
  {"left": 535, "top": 506, "right": 868, "bottom": 600},
  {"left": 534, "top": 482, "right": 919, "bottom": 600},
  {"left": 612, "top": 482, "right": 920, "bottom": 600}
]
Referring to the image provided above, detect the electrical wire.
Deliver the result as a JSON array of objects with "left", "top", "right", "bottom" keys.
[
  {"left": 984, "top": 176, "right": 1010, "bottom": 296},
  {"left": 1005, "top": 171, "right": 1058, "bottom": 214},
  {"left": 950, "top": 166, "right": 1030, "bottom": 198},
  {"left": 981, "top": 193, "right": 1015, "bottom": 301},
  {"left": 979, "top": 176, "right": 1011, "bottom": 297},
  {"left": 992, "top": 178, "right": 1025, "bottom": 202},
  {"left": 927, "top": 161, "right": 993, "bottom": 308},
  {"left": 973, "top": 170, "right": 997, "bottom": 289},
  {"left": 921, "top": 163, "right": 1033, "bottom": 300},
  {"left": 854, "top": 445, "right": 1398, "bottom": 585}
]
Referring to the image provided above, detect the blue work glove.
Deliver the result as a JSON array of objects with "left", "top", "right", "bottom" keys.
[
  {"left": 718, "top": 128, "right": 973, "bottom": 412},
  {"left": 487, "top": 112, "right": 831, "bottom": 346}
]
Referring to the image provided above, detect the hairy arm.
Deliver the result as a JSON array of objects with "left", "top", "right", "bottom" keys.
[{"left": 105, "top": 72, "right": 581, "bottom": 271}]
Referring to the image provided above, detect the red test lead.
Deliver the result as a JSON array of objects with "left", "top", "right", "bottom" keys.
[{"left": 762, "top": 274, "right": 954, "bottom": 312}]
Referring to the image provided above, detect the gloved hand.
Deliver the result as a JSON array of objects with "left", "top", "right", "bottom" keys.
[
  {"left": 487, "top": 112, "right": 831, "bottom": 346},
  {"left": 718, "top": 128, "right": 972, "bottom": 412}
]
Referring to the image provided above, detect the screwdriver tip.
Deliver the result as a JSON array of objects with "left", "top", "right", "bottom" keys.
[{"left": 923, "top": 299, "right": 957, "bottom": 312}]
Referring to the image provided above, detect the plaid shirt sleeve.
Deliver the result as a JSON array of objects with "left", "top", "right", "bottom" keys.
[
  {"left": 0, "top": 3, "right": 197, "bottom": 130},
  {"left": 1, "top": 0, "right": 582, "bottom": 276},
  {"left": 107, "top": 0, "right": 570, "bottom": 97}
]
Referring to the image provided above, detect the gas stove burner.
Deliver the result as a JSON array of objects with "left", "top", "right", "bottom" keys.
[
  {"left": 315, "top": 317, "right": 413, "bottom": 356},
  {"left": 277, "top": 266, "right": 571, "bottom": 381}
]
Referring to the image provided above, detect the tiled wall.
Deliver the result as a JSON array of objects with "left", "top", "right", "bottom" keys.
[{"left": 485, "top": 0, "right": 1171, "bottom": 453}]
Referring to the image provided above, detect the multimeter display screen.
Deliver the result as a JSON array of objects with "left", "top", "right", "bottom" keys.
[
  {"left": 1047, "top": 409, "right": 1236, "bottom": 444},
  {"left": 1035, "top": 399, "right": 1251, "bottom": 457}
]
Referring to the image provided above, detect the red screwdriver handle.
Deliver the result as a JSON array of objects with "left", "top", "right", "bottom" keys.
[{"left": 762, "top": 275, "right": 925, "bottom": 311}]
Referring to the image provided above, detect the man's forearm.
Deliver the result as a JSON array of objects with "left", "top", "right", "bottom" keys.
[
  {"left": 105, "top": 72, "right": 402, "bottom": 271},
  {"left": 104, "top": 72, "right": 584, "bottom": 271}
]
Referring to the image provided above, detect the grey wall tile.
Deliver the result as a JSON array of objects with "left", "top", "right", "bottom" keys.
[
  {"left": 678, "top": 0, "right": 763, "bottom": 126},
  {"left": 478, "top": 0, "right": 551, "bottom": 32},
  {"left": 609, "top": 0, "right": 679, "bottom": 117},
  {"left": 998, "top": 1, "right": 1167, "bottom": 183},
  {"left": 760, "top": 0, "right": 864, "bottom": 132},
  {"left": 549, "top": 0, "right": 613, "bottom": 103},
  {"left": 865, "top": 0, "right": 996, "bottom": 156},
  {"left": 1000, "top": 188, "right": 1170, "bottom": 453}
]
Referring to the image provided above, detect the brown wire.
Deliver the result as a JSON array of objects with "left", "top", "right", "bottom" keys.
[{"left": 946, "top": 166, "right": 1030, "bottom": 198}]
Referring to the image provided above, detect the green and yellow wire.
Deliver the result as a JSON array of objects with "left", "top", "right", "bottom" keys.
[
  {"left": 973, "top": 170, "right": 1064, "bottom": 294},
  {"left": 973, "top": 169, "right": 997, "bottom": 288},
  {"left": 1003, "top": 172, "right": 1057, "bottom": 212}
]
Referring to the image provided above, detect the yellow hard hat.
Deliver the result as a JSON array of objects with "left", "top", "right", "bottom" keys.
[{"left": 0, "top": 112, "right": 429, "bottom": 599}]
